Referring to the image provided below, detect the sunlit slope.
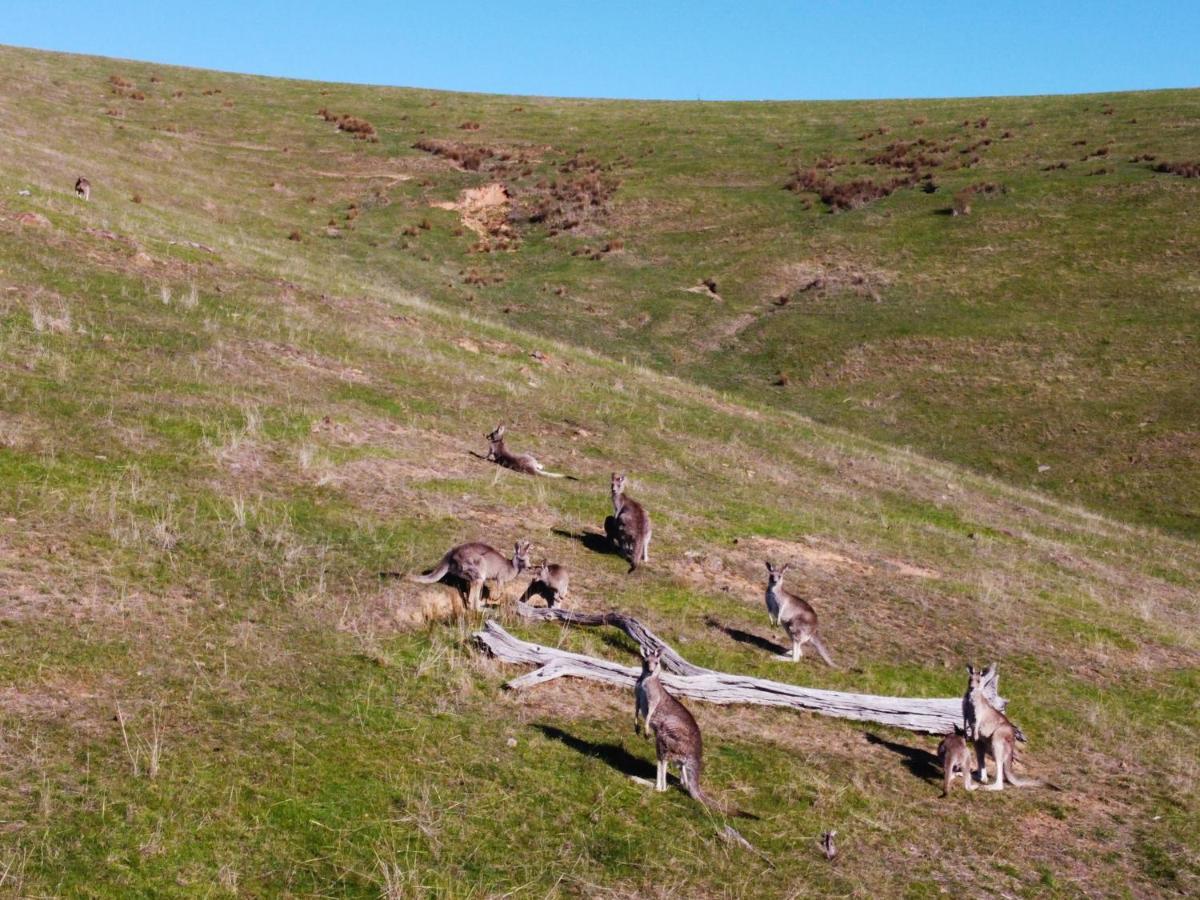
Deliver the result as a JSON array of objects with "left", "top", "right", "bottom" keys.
[{"left": 0, "top": 45, "right": 1197, "bottom": 896}]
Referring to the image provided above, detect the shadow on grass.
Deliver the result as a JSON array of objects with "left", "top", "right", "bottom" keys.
[
  {"left": 533, "top": 724, "right": 656, "bottom": 781},
  {"left": 705, "top": 617, "right": 789, "bottom": 655},
  {"left": 552, "top": 527, "right": 623, "bottom": 559},
  {"left": 863, "top": 732, "right": 940, "bottom": 783}
]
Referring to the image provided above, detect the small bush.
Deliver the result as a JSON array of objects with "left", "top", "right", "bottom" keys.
[
  {"left": 287, "top": 230, "right": 302, "bottom": 241},
  {"left": 1154, "top": 160, "right": 1200, "bottom": 178},
  {"left": 460, "top": 121, "right": 481, "bottom": 131},
  {"left": 108, "top": 74, "right": 133, "bottom": 88},
  {"left": 131, "top": 193, "right": 143, "bottom": 203}
]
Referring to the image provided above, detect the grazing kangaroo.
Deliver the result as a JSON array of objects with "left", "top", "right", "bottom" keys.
[
  {"left": 74, "top": 177, "right": 91, "bottom": 201},
  {"left": 523, "top": 562, "right": 569, "bottom": 608},
  {"left": 604, "top": 473, "right": 651, "bottom": 571},
  {"left": 763, "top": 561, "right": 835, "bottom": 666},
  {"left": 964, "top": 665, "right": 1044, "bottom": 791},
  {"left": 411, "top": 540, "right": 531, "bottom": 611},
  {"left": 485, "top": 425, "right": 570, "bottom": 478},
  {"left": 937, "top": 726, "right": 975, "bottom": 796},
  {"left": 634, "top": 645, "right": 727, "bottom": 813}
]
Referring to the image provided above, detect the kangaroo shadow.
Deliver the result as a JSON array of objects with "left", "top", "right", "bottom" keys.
[
  {"left": 533, "top": 724, "right": 655, "bottom": 781},
  {"left": 551, "top": 527, "right": 623, "bottom": 559},
  {"left": 705, "top": 617, "right": 789, "bottom": 656},
  {"left": 863, "top": 732, "right": 941, "bottom": 783},
  {"left": 519, "top": 580, "right": 557, "bottom": 607}
]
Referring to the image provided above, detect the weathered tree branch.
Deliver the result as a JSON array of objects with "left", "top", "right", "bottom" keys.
[{"left": 476, "top": 608, "right": 964, "bottom": 733}]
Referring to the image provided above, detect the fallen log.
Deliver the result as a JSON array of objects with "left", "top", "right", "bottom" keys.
[{"left": 475, "top": 610, "right": 963, "bottom": 733}]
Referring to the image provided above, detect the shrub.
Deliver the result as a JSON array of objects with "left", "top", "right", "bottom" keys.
[
  {"left": 287, "top": 230, "right": 302, "bottom": 241},
  {"left": 1154, "top": 160, "right": 1200, "bottom": 178}
]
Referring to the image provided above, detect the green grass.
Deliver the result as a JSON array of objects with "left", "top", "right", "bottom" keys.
[{"left": 0, "top": 44, "right": 1197, "bottom": 896}]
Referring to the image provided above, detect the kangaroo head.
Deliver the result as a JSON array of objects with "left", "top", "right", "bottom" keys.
[
  {"left": 611, "top": 472, "right": 627, "bottom": 495},
  {"left": 536, "top": 561, "right": 550, "bottom": 580},
  {"left": 966, "top": 663, "right": 995, "bottom": 698},
  {"left": 640, "top": 643, "right": 663, "bottom": 674},
  {"left": 765, "top": 560, "right": 791, "bottom": 584},
  {"left": 488, "top": 424, "right": 506, "bottom": 444},
  {"left": 513, "top": 540, "right": 532, "bottom": 571}
]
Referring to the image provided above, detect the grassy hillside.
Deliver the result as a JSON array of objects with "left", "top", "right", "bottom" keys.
[
  {"left": 2, "top": 45, "right": 1196, "bottom": 535},
  {"left": 0, "top": 45, "right": 1197, "bottom": 896}
]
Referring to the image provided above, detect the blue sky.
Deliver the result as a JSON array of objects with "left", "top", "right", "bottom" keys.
[{"left": 3, "top": 1, "right": 1197, "bottom": 100}]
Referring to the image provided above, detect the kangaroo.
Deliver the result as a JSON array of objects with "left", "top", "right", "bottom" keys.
[
  {"left": 485, "top": 425, "right": 571, "bottom": 478},
  {"left": 604, "top": 473, "right": 651, "bottom": 571},
  {"left": 962, "top": 662, "right": 1026, "bottom": 745},
  {"left": 411, "top": 540, "right": 531, "bottom": 611},
  {"left": 74, "top": 177, "right": 91, "bottom": 201},
  {"left": 763, "top": 561, "right": 835, "bottom": 666},
  {"left": 937, "top": 726, "right": 975, "bottom": 796},
  {"left": 964, "top": 665, "right": 1044, "bottom": 791},
  {"left": 522, "top": 562, "right": 569, "bottom": 608},
  {"left": 634, "top": 645, "right": 727, "bottom": 813}
]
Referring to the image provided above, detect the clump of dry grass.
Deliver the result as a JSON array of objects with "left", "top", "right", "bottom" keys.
[
  {"left": 287, "top": 229, "right": 302, "bottom": 242},
  {"left": 1153, "top": 160, "right": 1200, "bottom": 178},
  {"left": 785, "top": 167, "right": 918, "bottom": 212},
  {"left": 317, "top": 108, "right": 379, "bottom": 142},
  {"left": 412, "top": 138, "right": 502, "bottom": 171}
]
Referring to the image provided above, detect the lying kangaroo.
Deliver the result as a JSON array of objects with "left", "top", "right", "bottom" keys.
[
  {"left": 937, "top": 726, "right": 975, "bottom": 796},
  {"left": 964, "top": 664, "right": 1044, "bottom": 791},
  {"left": 411, "top": 540, "right": 531, "bottom": 611},
  {"left": 484, "top": 425, "right": 571, "bottom": 478},
  {"left": 763, "top": 561, "right": 834, "bottom": 666},
  {"left": 522, "top": 562, "right": 569, "bottom": 608},
  {"left": 635, "top": 645, "right": 726, "bottom": 812},
  {"left": 74, "top": 176, "right": 91, "bottom": 201},
  {"left": 605, "top": 473, "right": 651, "bottom": 571}
]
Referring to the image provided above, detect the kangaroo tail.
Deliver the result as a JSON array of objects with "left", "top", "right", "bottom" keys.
[
  {"left": 683, "top": 763, "right": 755, "bottom": 818},
  {"left": 536, "top": 469, "right": 568, "bottom": 479},
  {"left": 410, "top": 561, "right": 449, "bottom": 584},
  {"left": 810, "top": 634, "right": 836, "bottom": 668}
]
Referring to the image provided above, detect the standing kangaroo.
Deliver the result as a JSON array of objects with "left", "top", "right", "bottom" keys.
[
  {"left": 964, "top": 665, "right": 1043, "bottom": 791},
  {"left": 411, "top": 540, "right": 531, "bottom": 611},
  {"left": 763, "top": 561, "right": 835, "bottom": 666},
  {"left": 74, "top": 177, "right": 91, "bottom": 201},
  {"left": 485, "top": 425, "right": 570, "bottom": 478},
  {"left": 937, "top": 726, "right": 975, "bottom": 796},
  {"left": 522, "top": 562, "right": 569, "bottom": 608},
  {"left": 634, "top": 646, "right": 726, "bottom": 812},
  {"left": 605, "top": 473, "right": 651, "bottom": 571}
]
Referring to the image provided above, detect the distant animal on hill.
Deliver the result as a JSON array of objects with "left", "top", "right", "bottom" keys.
[
  {"left": 483, "top": 425, "right": 572, "bottom": 478},
  {"left": 604, "top": 473, "right": 651, "bottom": 571},
  {"left": 763, "top": 561, "right": 835, "bottom": 666},
  {"left": 411, "top": 540, "right": 531, "bottom": 611},
  {"left": 74, "top": 177, "right": 91, "bottom": 201},
  {"left": 521, "top": 561, "right": 570, "bottom": 608},
  {"left": 937, "top": 726, "right": 975, "bottom": 796},
  {"left": 635, "top": 645, "right": 727, "bottom": 812},
  {"left": 964, "top": 664, "right": 1046, "bottom": 791}
]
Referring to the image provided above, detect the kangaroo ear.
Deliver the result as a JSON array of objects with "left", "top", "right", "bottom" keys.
[
  {"left": 966, "top": 664, "right": 976, "bottom": 676},
  {"left": 781, "top": 562, "right": 792, "bottom": 574}
]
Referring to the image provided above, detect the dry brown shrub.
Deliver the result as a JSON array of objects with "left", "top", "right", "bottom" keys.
[{"left": 1153, "top": 160, "right": 1200, "bottom": 178}]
